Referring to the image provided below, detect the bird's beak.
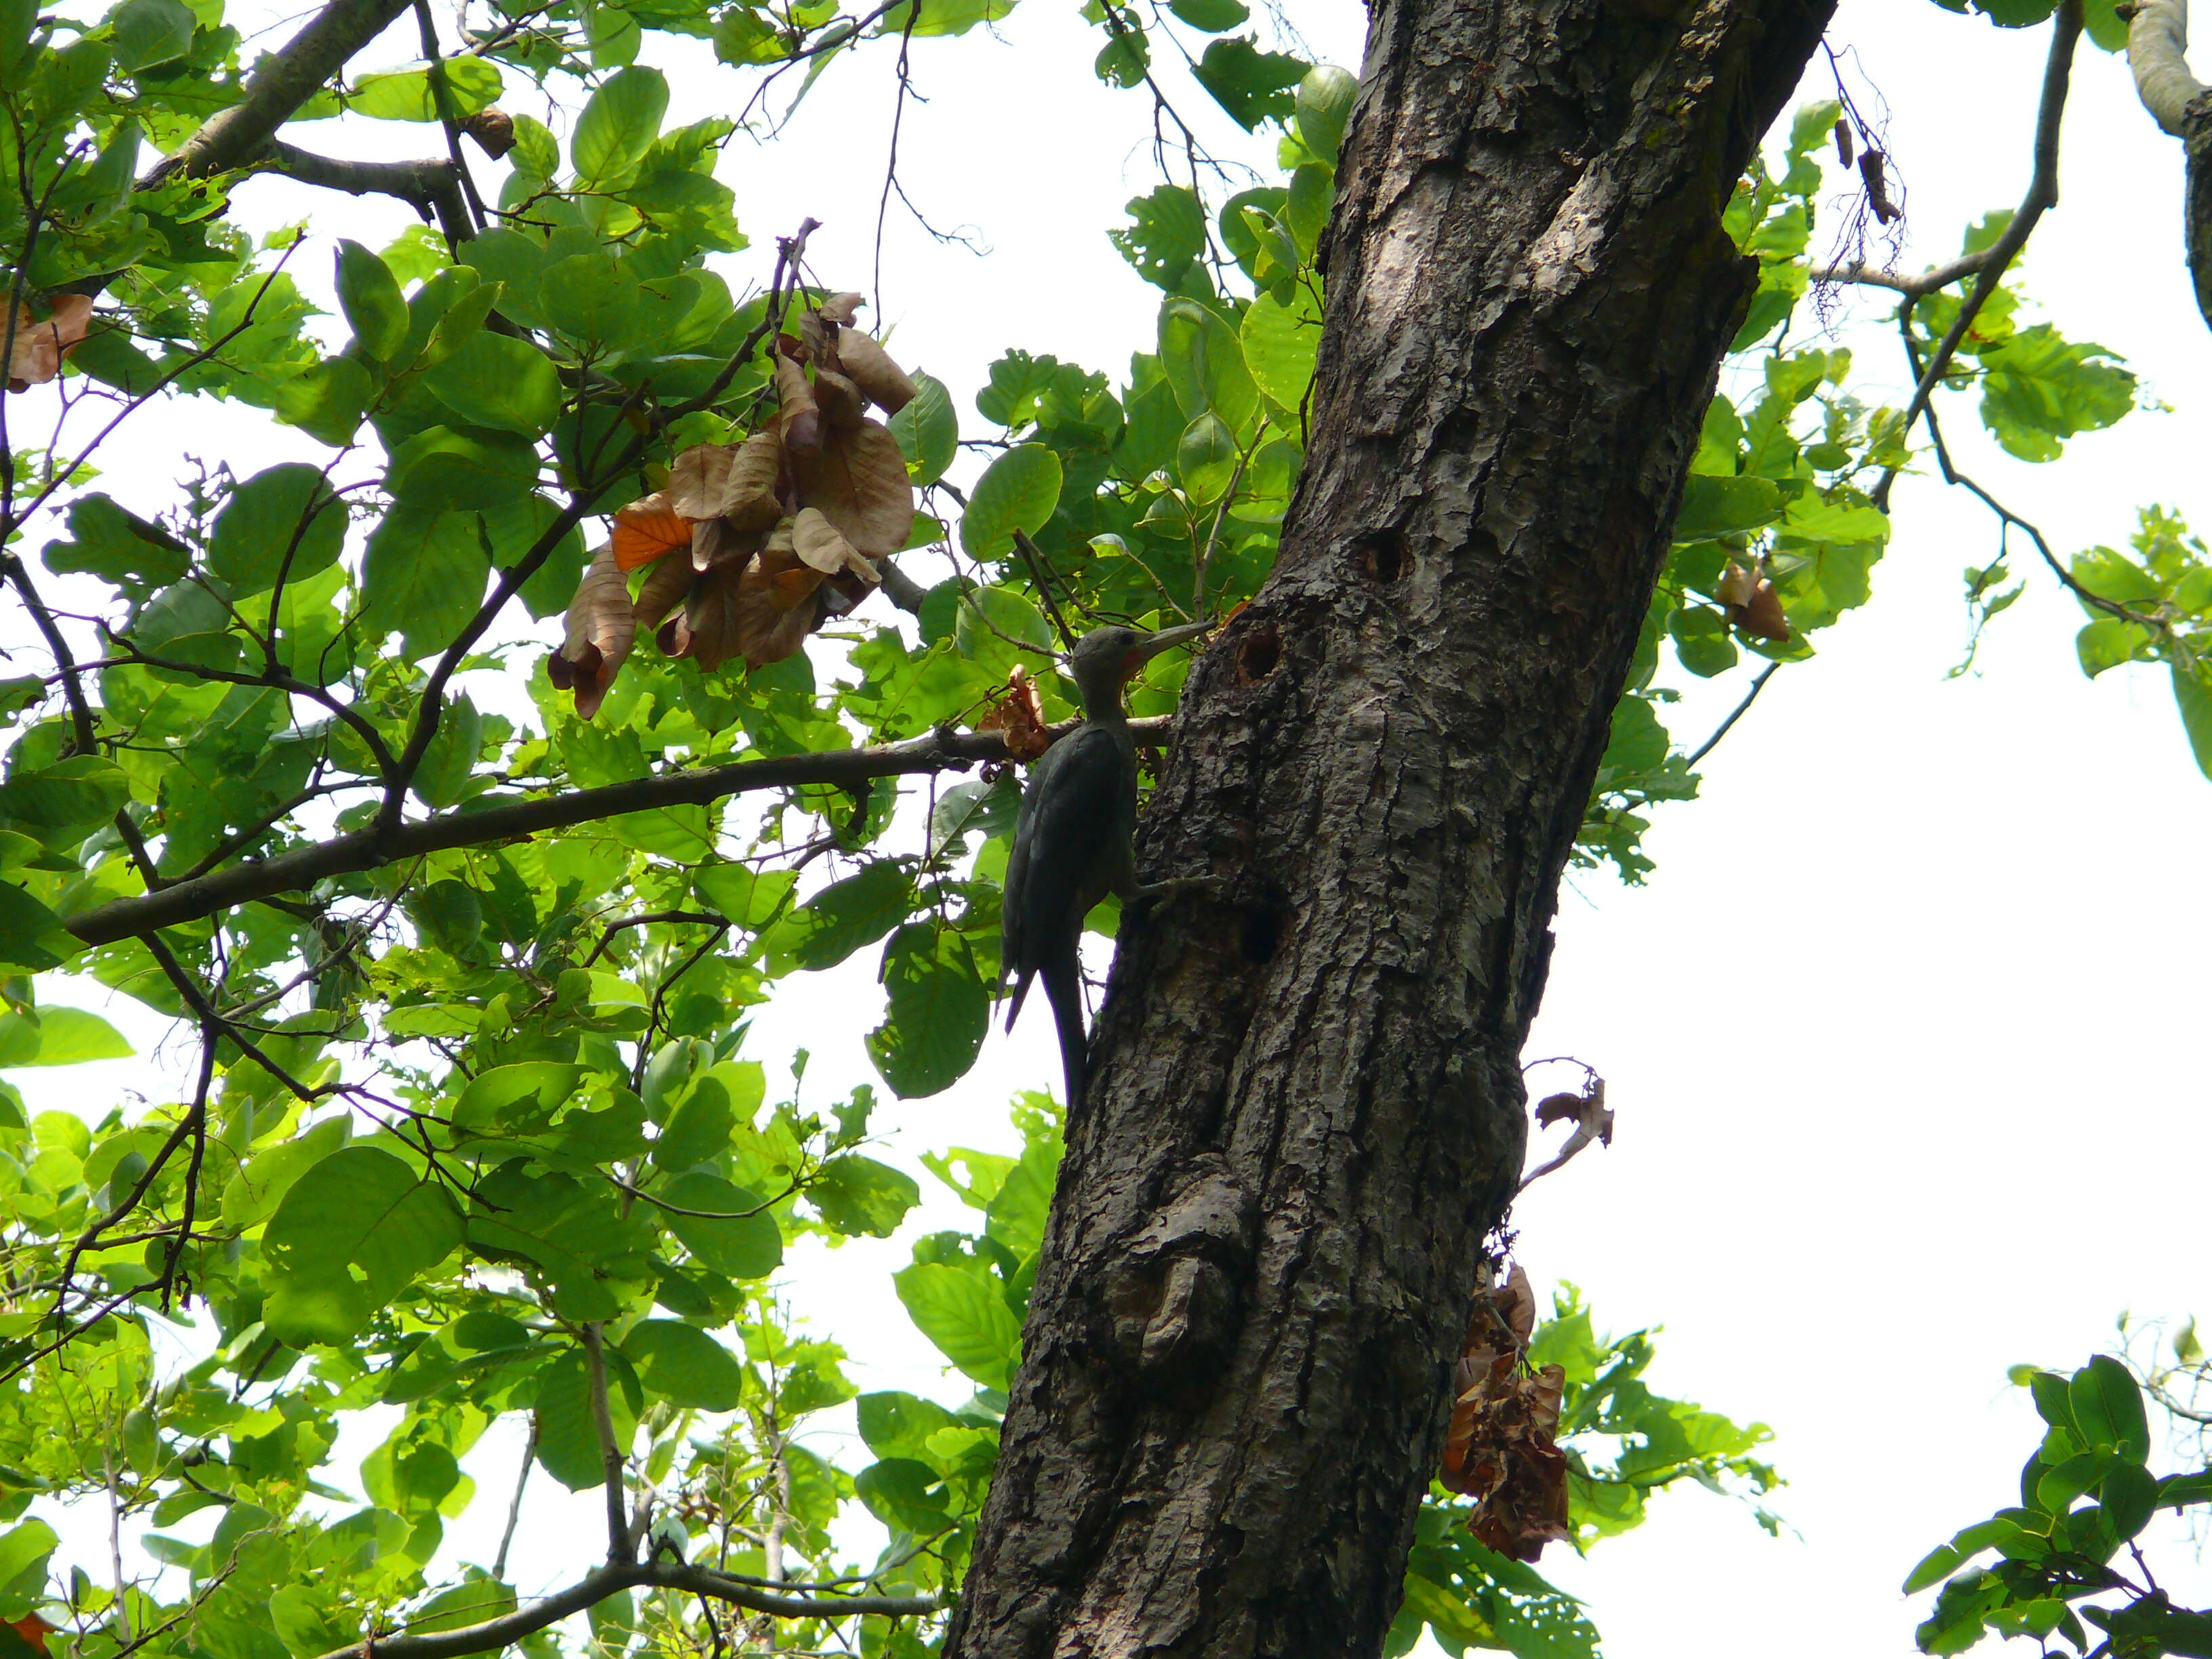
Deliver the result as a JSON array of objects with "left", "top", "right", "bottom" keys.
[{"left": 1131, "top": 618, "right": 1215, "bottom": 663}]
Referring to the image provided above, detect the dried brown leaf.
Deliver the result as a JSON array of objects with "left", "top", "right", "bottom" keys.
[
  {"left": 548, "top": 545, "right": 635, "bottom": 720},
  {"left": 463, "top": 107, "right": 516, "bottom": 158},
  {"left": 791, "top": 506, "right": 878, "bottom": 582},
  {"left": 669, "top": 443, "right": 733, "bottom": 521},
  {"left": 720, "top": 428, "right": 785, "bottom": 531},
  {"left": 817, "top": 291, "right": 867, "bottom": 326},
  {"left": 5, "top": 293, "right": 94, "bottom": 392},
  {"left": 814, "top": 365, "right": 868, "bottom": 431},
  {"left": 776, "top": 352, "right": 821, "bottom": 457},
  {"left": 1715, "top": 559, "right": 1759, "bottom": 609},
  {"left": 1731, "top": 579, "right": 1790, "bottom": 642},
  {"left": 974, "top": 664, "right": 1051, "bottom": 761},
  {"left": 790, "top": 417, "right": 914, "bottom": 560},
  {"left": 634, "top": 552, "right": 696, "bottom": 633},
  {"left": 835, "top": 329, "right": 918, "bottom": 415}
]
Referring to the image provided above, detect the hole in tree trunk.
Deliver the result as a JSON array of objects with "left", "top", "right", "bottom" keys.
[
  {"left": 1236, "top": 622, "right": 1282, "bottom": 685},
  {"left": 1357, "top": 529, "right": 1408, "bottom": 583}
]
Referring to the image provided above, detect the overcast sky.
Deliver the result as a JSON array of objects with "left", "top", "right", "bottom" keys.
[{"left": 10, "top": 1, "right": 2212, "bottom": 1654}]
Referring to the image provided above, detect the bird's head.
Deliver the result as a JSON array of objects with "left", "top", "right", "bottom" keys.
[{"left": 1065, "top": 619, "right": 1214, "bottom": 714}]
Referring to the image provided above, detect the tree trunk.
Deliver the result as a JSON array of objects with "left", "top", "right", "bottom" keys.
[{"left": 946, "top": 1, "right": 1832, "bottom": 1654}]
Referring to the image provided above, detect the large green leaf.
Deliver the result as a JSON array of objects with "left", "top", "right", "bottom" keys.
[
  {"left": 867, "top": 925, "right": 989, "bottom": 1099},
  {"left": 893, "top": 1256, "right": 1021, "bottom": 1388},
  {"left": 572, "top": 66, "right": 669, "bottom": 184},
  {"left": 621, "top": 1320, "right": 743, "bottom": 1410},
  {"left": 208, "top": 464, "right": 347, "bottom": 597},
  {"left": 961, "top": 445, "right": 1063, "bottom": 558}
]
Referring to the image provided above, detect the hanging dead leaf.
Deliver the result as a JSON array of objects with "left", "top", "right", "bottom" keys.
[
  {"left": 720, "top": 428, "right": 785, "bottom": 531},
  {"left": 462, "top": 107, "right": 516, "bottom": 158},
  {"left": 669, "top": 443, "right": 733, "bottom": 521},
  {"left": 1440, "top": 1263, "right": 1572, "bottom": 1562},
  {"left": 776, "top": 348, "right": 821, "bottom": 457},
  {"left": 1732, "top": 579, "right": 1789, "bottom": 642},
  {"left": 790, "top": 418, "right": 914, "bottom": 558},
  {"left": 975, "top": 663, "right": 1052, "bottom": 760},
  {"left": 814, "top": 365, "right": 869, "bottom": 431},
  {"left": 634, "top": 550, "right": 697, "bottom": 632},
  {"left": 791, "top": 506, "right": 878, "bottom": 583},
  {"left": 612, "top": 493, "right": 691, "bottom": 573},
  {"left": 548, "top": 545, "right": 636, "bottom": 719},
  {"left": 5, "top": 293, "right": 94, "bottom": 392},
  {"left": 1715, "top": 559, "right": 1759, "bottom": 609},
  {"left": 817, "top": 291, "right": 867, "bottom": 326},
  {"left": 835, "top": 329, "right": 918, "bottom": 415},
  {"left": 689, "top": 516, "right": 769, "bottom": 574}
]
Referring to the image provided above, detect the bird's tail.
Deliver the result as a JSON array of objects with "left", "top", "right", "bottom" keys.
[{"left": 1040, "top": 945, "right": 1088, "bottom": 1109}]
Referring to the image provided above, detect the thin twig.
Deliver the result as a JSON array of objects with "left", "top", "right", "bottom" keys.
[{"left": 1685, "top": 664, "right": 1779, "bottom": 766}]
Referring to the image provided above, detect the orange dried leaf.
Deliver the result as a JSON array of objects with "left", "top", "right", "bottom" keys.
[
  {"left": 5, "top": 293, "right": 94, "bottom": 392},
  {"left": 612, "top": 493, "right": 692, "bottom": 573},
  {"left": 548, "top": 545, "right": 636, "bottom": 720},
  {"left": 836, "top": 329, "right": 918, "bottom": 415},
  {"left": 790, "top": 417, "right": 914, "bottom": 559}
]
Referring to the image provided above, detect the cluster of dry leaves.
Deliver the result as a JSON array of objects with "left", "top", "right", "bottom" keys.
[
  {"left": 4, "top": 293, "right": 94, "bottom": 392},
  {"left": 550, "top": 293, "right": 918, "bottom": 718},
  {"left": 1440, "top": 1263, "right": 1571, "bottom": 1562},
  {"left": 1717, "top": 557, "right": 1788, "bottom": 642},
  {"left": 972, "top": 664, "right": 1052, "bottom": 760}
]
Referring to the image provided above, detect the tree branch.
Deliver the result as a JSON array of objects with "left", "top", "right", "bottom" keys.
[
  {"left": 2128, "top": 0, "right": 2207, "bottom": 135},
  {"left": 140, "top": 0, "right": 417, "bottom": 186},
  {"left": 580, "top": 1323, "right": 631, "bottom": 1564},
  {"left": 304, "top": 1560, "right": 938, "bottom": 1659},
  {"left": 63, "top": 713, "right": 1162, "bottom": 947},
  {"left": 245, "top": 141, "right": 470, "bottom": 241},
  {"left": 1810, "top": 250, "right": 1987, "bottom": 297},
  {"left": 1872, "top": 0, "right": 2083, "bottom": 510}
]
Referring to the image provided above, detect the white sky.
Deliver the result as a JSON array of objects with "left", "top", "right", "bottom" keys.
[{"left": 9, "top": 1, "right": 2212, "bottom": 1656}]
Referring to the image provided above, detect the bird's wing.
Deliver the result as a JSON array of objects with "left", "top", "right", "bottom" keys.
[{"left": 1002, "top": 723, "right": 1128, "bottom": 986}]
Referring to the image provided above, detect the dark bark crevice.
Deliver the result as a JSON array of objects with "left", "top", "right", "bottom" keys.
[{"left": 947, "top": 1, "right": 1833, "bottom": 1655}]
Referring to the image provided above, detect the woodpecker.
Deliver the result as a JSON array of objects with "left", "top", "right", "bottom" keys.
[{"left": 1000, "top": 618, "right": 1213, "bottom": 1108}]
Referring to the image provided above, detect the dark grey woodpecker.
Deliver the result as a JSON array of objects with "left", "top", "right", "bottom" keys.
[{"left": 999, "top": 618, "right": 1214, "bottom": 1109}]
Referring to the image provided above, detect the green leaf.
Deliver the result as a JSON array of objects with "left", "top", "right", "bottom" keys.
[
  {"left": 854, "top": 1458, "right": 949, "bottom": 1531},
  {"left": 41, "top": 495, "right": 186, "bottom": 600},
  {"left": 452, "top": 1062, "right": 587, "bottom": 1135},
  {"left": 867, "top": 924, "right": 989, "bottom": 1099},
  {"left": 388, "top": 427, "right": 542, "bottom": 510},
  {"left": 809, "top": 1155, "right": 920, "bottom": 1237},
  {"left": 1159, "top": 298, "right": 1258, "bottom": 430},
  {"left": 1675, "top": 474, "right": 1783, "bottom": 540},
  {"left": 2074, "top": 616, "right": 2152, "bottom": 678},
  {"left": 533, "top": 1349, "right": 639, "bottom": 1490},
  {"left": 1191, "top": 37, "right": 1310, "bottom": 130},
  {"left": 262, "top": 1147, "right": 464, "bottom": 1343},
  {"left": 2070, "top": 1355, "right": 2150, "bottom": 1460},
  {"left": 652, "top": 1073, "right": 734, "bottom": 1170},
  {"left": 1168, "top": 0, "right": 1247, "bottom": 29},
  {"left": 893, "top": 1256, "right": 1021, "bottom": 1387},
  {"left": 422, "top": 332, "right": 565, "bottom": 437},
  {"left": 961, "top": 445, "right": 1064, "bottom": 558},
  {"left": 1110, "top": 185, "right": 1206, "bottom": 290},
  {"left": 1241, "top": 285, "right": 1320, "bottom": 412},
  {"left": 335, "top": 240, "right": 409, "bottom": 361},
  {"left": 661, "top": 1173, "right": 782, "bottom": 1277},
  {"left": 2173, "top": 663, "right": 2212, "bottom": 781},
  {"left": 888, "top": 371, "right": 958, "bottom": 485},
  {"left": 857, "top": 1390, "right": 959, "bottom": 1460},
  {"left": 0, "top": 755, "right": 130, "bottom": 846},
  {"left": 1176, "top": 411, "right": 1241, "bottom": 504},
  {"left": 767, "top": 861, "right": 914, "bottom": 972},
  {"left": 411, "top": 693, "right": 483, "bottom": 809},
  {"left": 955, "top": 585, "right": 1054, "bottom": 658},
  {"left": 361, "top": 504, "right": 493, "bottom": 663},
  {"left": 0, "top": 1006, "right": 131, "bottom": 1067},
  {"left": 573, "top": 66, "right": 669, "bottom": 185},
  {"left": 272, "top": 356, "right": 373, "bottom": 447},
  {"left": 208, "top": 464, "right": 348, "bottom": 597},
  {"left": 1294, "top": 64, "right": 1357, "bottom": 161},
  {"left": 622, "top": 1319, "right": 743, "bottom": 1410}
]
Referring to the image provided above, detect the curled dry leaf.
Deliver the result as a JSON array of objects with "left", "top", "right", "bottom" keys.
[
  {"left": 634, "top": 549, "right": 697, "bottom": 632},
  {"left": 720, "top": 429, "right": 785, "bottom": 531},
  {"left": 814, "top": 365, "right": 869, "bottom": 431},
  {"left": 462, "top": 107, "right": 516, "bottom": 158},
  {"left": 5, "top": 293, "right": 94, "bottom": 392},
  {"left": 776, "top": 348, "right": 821, "bottom": 457},
  {"left": 1519, "top": 1075, "right": 1613, "bottom": 1193},
  {"left": 790, "top": 418, "right": 914, "bottom": 558},
  {"left": 611, "top": 493, "right": 691, "bottom": 573},
  {"left": 669, "top": 444, "right": 733, "bottom": 522},
  {"left": 976, "top": 664, "right": 1052, "bottom": 761},
  {"left": 817, "top": 291, "right": 866, "bottom": 326},
  {"left": 791, "top": 506, "right": 878, "bottom": 583},
  {"left": 834, "top": 329, "right": 918, "bottom": 415},
  {"left": 1717, "top": 559, "right": 1789, "bottom": 642},
  {"left": 1440, "top": 1264, "right": 1571, "bottom": 1563},
  {"left": 548, "top": 545, "right": 636, "bottom": 720}
]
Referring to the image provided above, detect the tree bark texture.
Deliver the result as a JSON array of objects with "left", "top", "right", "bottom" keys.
[{"left": 945, "top": 0, "right": 1832, "bottom": 1654}]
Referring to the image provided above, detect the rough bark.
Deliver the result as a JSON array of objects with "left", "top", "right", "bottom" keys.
[{"left": 945, "top": 1, "right": 1831, "bottom": 1655}]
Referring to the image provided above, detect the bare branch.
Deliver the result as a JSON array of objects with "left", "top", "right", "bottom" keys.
[
  {"left": 2128, "top": 0, "right": 2208, "bottom": 135},
  {"left": 246, "top": 141, "right": 469, "bottom": 241},
  {"left": 64, "top": 716, "right": 1164, "bottom": 947},
  {"left": 306, "top": 1559, "right": 939, "bottom": 1659},
  {"left": 140, "top": 0, "right": 417, "bottom": 186},
  {"left": 1810, "top": 250, "right": 1986, "bottom": 297},
  {"left": 580, "top": 1324, "right": 631, "bottom": 1564}
]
